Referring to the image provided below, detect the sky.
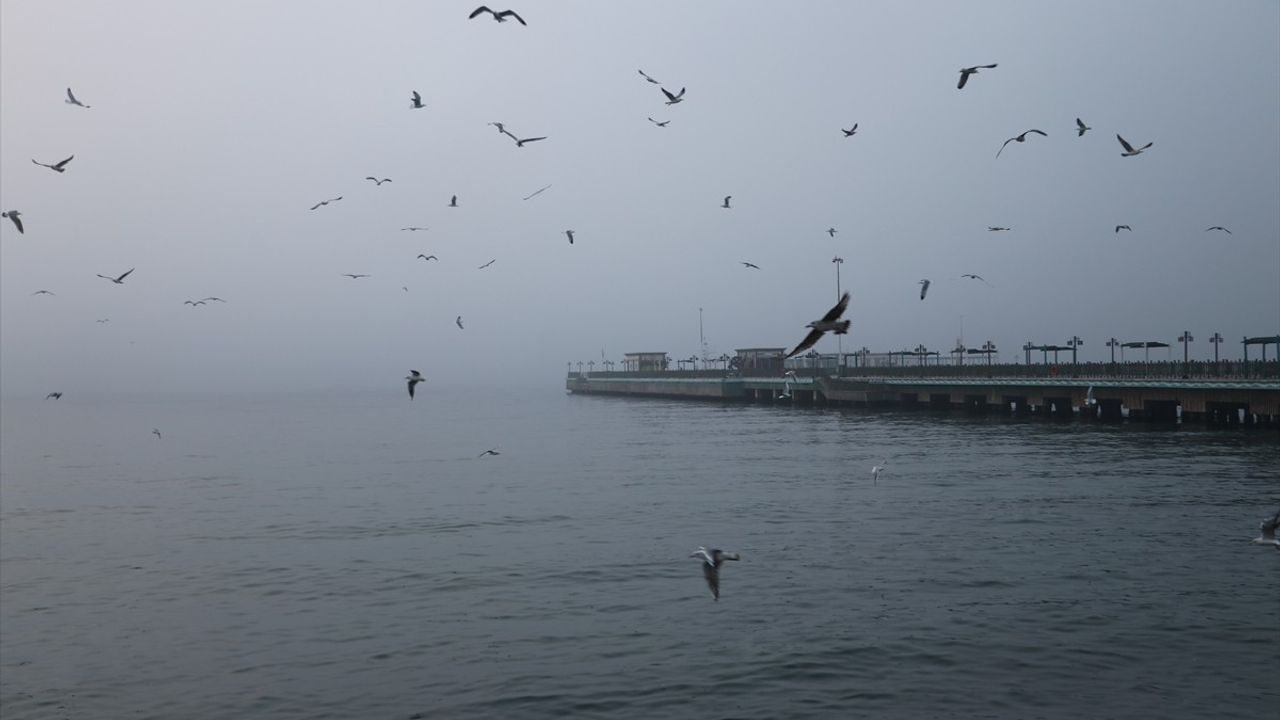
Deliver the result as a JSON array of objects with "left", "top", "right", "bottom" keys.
[{"left": 2, "top": 0, "right": 1278, "bottom": 395}]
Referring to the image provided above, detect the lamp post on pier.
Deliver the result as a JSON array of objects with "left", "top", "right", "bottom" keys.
[
  {"left": 1068, "top": 336, "right": 1083, "bottom": 366},
  {"left": 1177, "top": 331, "right": 1193, "bottom": 374},
  {"left": 1209, "top": 332, "right": 1223, "bottom": 367},
  {"left": 832, "top": 257, "right": 844, "bottom": 370},
  {"left": 1023, "top": 342, "right": 1034, "bottom": 365},
  {"left": 982, "top": 341, "right": 996, "bottom": 366},
  {"left": 914, "top": 344, "right": 928, "bottom": 367},
  {"left": 1106, "top": 337, "right": 1119, "bottom": 365}
]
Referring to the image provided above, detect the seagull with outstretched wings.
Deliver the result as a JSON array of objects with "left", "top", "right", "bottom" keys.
[{"left": 785, "top": 292, "right": 851, "bottom": 359}]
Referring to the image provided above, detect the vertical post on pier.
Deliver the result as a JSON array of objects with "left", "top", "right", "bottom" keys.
[
  {"left": 1068, "top": 336, "right": 1083, "bottom": 367},
  {"left": 983, "top": 341, "right": 996, "bottom": 366},
  {"left": 1178, "top": 331, "right": 1193, "bottom": 375}
]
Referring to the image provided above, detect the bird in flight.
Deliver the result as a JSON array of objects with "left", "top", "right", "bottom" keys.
[
  {"left": 721, "top": 196, "right": 732, "bottom": 209},
  {"left": 648, "top": 117, "right": 670, "bottom": 127},
  {"left": 417, "top": 254, "right": 438, "bottom": 261},
  {"left": 2, "top": 211, "right": 24, "bottom": 234},
  {"left": 489, "top": 122, "right": 518, "bottom": 142},
  {"left": 402, "top": 226, "right": 428, "bottom": 231},
  {"left": 46, "top": 392, "right": 63, "bottom": 400},
  {"left": 988, "top": 226, "right": 1010, "bottom": 232},
  {"left": 468, "top": 6, "right": 526, "bottom": 24},
  {"left": 183, "top": 300, "right": 207, "bottom": 306},
  {"left": 842, "top": 124, "right": 858, "bottom": 137},
  {"left": 960, "top": 274, "right": 994, "bottom": 287},
  {"left": 65, "top": 87, "right": 90, "bottom": 108},
  {"left": 957, "top": 63, "right": 997, "bottom": 89},
  {"left": 341, "top": 273, "right": 370, "bottom": 279},
  {"left": 1205, "top": 226, "right": 1232, "bottom": 234},
  {"left": 365, "top": 177, "right": 392, "bottom": 186},
  {"left": 514, "top": 135, "right": 546, "bottom": 147},
  {"left": 919, "top": 279, "right": 931, "bottom": 300},
  {"left": 741, "top": 262, "right": 760, "bottom": 269},
  {"left": 406, "top": 370, "right": 424, "bottom": 399},
  {"left": 785, "top": 292, "right": 851, "bottom": 359},
  {"left": 871, "top": 460, "right": 887, "bottom": 484},
  {"left": 409, "top": 90, "right": 424, "bottom": 109},
  {"left": 32, "top": 290, "right": 55, "bottom": 296},
  {"left": 1075, "top": 118, "right": 1091, "bottom": 137},
  {"left": 638, "top": 69, "right": 660, "bottom": 84},
  {"left": 96, "top": 318, "right": 110, "bottom": 324},
  {"left": 201, "top": 297, "right": 227, "bottom": 303},
  {"left": 478, "top": 448, "right": 501, "bottom": 457},
  {"left": 478, "top": 259, "right": 496, "bottom": 269},
  {"left": 827, "top": 228, "right": 838, "bottom": 237},
  {"left": 153, "top": 428, "right": 162, "bottom": 439},
  {"left": 449, "top": 195, "right": 459, "bottom": 207},
  {"left": 691, "top": 547, "right": 740, "bottom": 601},
  {"left": 662, "top": 87, "right": 685, "bottom": 105},
  {"left": 1254, "top": 508, "right": 1280, "bottom": 547},
  {"left": 456, "top": 316, "right": 464, "bottom": 329},
  {"left": 1116, "top": 134, "right": 1152, "bottom": 157},
  {"left": 32, "top": 155, "right": 74, "bottom": 173},
  {"left": 97, "top": 268, "right": 135, "bottom": 285},
  {"left": 1115, "top": 225, "right": 1132, "bottom": 233},
  {"left": 996, "top": 129, "right": 1047, "bottom": 158},
  {"left": 565, "top": 230, "right": 575, "bottom": 245},
  {"left": 523, "top": 184, "right": 552, "bottom": 201},
  {"left": 310, "top": 196, "right": 342, "bottom": 210}
]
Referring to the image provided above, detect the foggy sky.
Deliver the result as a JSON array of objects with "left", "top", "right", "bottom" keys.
[{"left": 2, "top": 1, "right": 1278, "bottom": 395}]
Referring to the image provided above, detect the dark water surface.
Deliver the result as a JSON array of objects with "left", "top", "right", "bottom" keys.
[{"left": 2, "top": 388, "right": 1277, "bottom": 719}]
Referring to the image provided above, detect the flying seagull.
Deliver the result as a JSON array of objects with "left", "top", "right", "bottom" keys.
[
  {"left": 842, "top": 124, "right": 858, "bottom": 137},
  {"left": 1253, "top": 509, "right": 1280, "bottom": 547},
  {"left": 97, "top": 268, "right": 135, "bottom": 285},
  {"left": 309, "top": 196, "right": 342, "bottom": 210},
  {"left": 638, "top": 69, "right": 660, "bottom": 84},
  {"left": 478, "top": 448, "right": 501, "bottom": 457},
  {"left": 410, "top": 90, "right": 424, "bottom": 109},
  {"left": 449, "top": 195, "right": 458, "bottom": 207},
  {"left": 691, "top": 547, "right": 740, "bottom": 601},
  {"left": 32, "top": 155, "right": 74, "bottom": 173},
  {"left": 406, "top": 370, "right": 424, "bottom": 399},
  {"left": 365, "top": 177, "right": 392, "bottom": 186},
  {"left": 478, "top": 259, "right": 496, "bottom": 269},
  {"left": 741, "top": 262, "right": 760, "bottom": 269},
  {"left": 32, "top": 290, "right": 55, "bottom": 296},
  {"left": 96, "top": 318, "right": 110, "bottom": 324},
  {"left": 957, "top": 63, "right": 997, "bottom": 89},
  {"left": 996, "top": 129, "right": 1048, "bottom": 158},
  {"left": 721, "top": 196, "right": 732, "bottom": 209},
  {"left": 417, "top": 254, "right": 438, "bottom": 261},
  {"left": 1115, "top": 225, "right": 1132, "bottom": 233},
  {"left": 341, "top": 273, "right": 370, "bottom": 279},
  {"left": 201, "top": 297, "right": 226, "bottom": 303},
  {"left": 827, "top": 228, "right": 837, "bottom": 237},
  {"left": 960, "top": 273, "right": 993, "bottom": 287},
  {"left": 489, "top": 122, "right": 518, "bottom": 141},
  {"left": 648, "top": 117, "right": 670, "bottom": 127},
  {"left": 919, "top": 279, "right": 931, "bottom": 300},
  {"left": 871, "top": 459, "right": 887, "bottom": 484},
  {"left": 65, "top": 88, "right": 90, "bottom": 108},
  {"left": 183, "top": 300, "right": 206, "bottom": 306},
  {"left": 988, "top": 226, "right": 1010, "bottom": 232},
  {"left": 402, "top": 226, "right": 428, "bottom": 231},
  {"left": 522, "top": 183, "right": 552, "bottom": 201},
  {"left": 456, "top": 316, "right": 464, "bottom": 329},
  {"left": 1075, "top": 118, "right": 1091, "bottom": 137},
  {"left": 1116, "top": 134, "right": 1152, "bottom": 157},
  {"left": 565, "top": 230, "right": 575, "bottom": 244},
  {"left": 662, "top": 87, "right": 685, "bottom": 105},
  {"left": 785, "top": 291, "right": 851, "bottom": 359},
  {"left": 153, "top": 428, "right": 162, "bottom": 439},
  {"left": 1205, "top": 226, "right": 1232, "bottom": 234},
  {"left": 468, "top": 6, "right": 526, "bottom": 25},
  {"left": 45, "top": 392, "right": 63, "bottom": 400},
  {"left": 2, "top": 211, "right": 23, "bottom": 234},
  {"left": 514, "top": 135, "right": 546, "bottom": 147}
]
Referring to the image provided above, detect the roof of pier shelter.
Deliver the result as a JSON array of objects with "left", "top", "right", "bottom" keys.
[
  {"left": 623, "top": 352, "right": 668, "bottom": 358},
  {"left": 1243, "top": 336, "right": 1280, "bottom": 345}
]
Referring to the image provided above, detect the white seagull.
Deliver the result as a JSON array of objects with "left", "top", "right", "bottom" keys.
[
  {"left": 478, "top": 448, "right": 501, "bottom": 457},
  {"left": 1116, "top": 134, "right": 1152, "bottom": 157},
  {"left": 919, "top": 279, "right": 931, "bottom": 300},
  {"left": 365, "top": 176, "right": 392, "bottom": 186},
  {"left": 417, "top": 254, "right": 438, "bottom": 261},
  {"left": 785, "top": 292, "right": 851, "bottom": 359},
  {"left": 456, "top": 316, "right": 464, "bottom": 329},
  {"left": 842, "top": 124, "right": 858, "bottom": 137},
  {"left": 996, "top": 129, "right": 1048, "bottom": 158},
  {"left": 1205, "top": 226, "right": 1232, "bottom": 235},
  {"left": 2, "top": 210, "right": 24, "bottom": 234},
  {"left": 741, "top": 261, "right": 760, "bottom": 269},
  {"left": 871, "top": 459, "right": 887, "bottom": 484},
  {"left": 957, "top": 64, "right": 997, "bottom": 89},
  {"left": 648, "top": 117, "right": 670, "bottom": 127},
  {"left": 97, "top": 268, "right": 135, "bottom": 285},
  {"left": 638, "top": 69, "right": 661, "bottom": 84},
  {"left": 1253, "top": 509, "right": 1280, "bottom": 547},
  {"left": 65, "top": 88, "right": 90, "bottom": 108},
  {"left": 691, "top": 547, "right": 740, "bottom": 601},
  {"left": 565, "top": 230, "right": 575, "bottom": 245},
  {"left": 310, "top": 196, "right": 342, "bottom": 210},
  {"left": 405, "top": 370, "right": 424, "bottom": 399},
  {"left": 721, "top": 195, "right": 732, "bottom": 209},
  {"left": 32, "top": 155, "right": 74, "bottom": 173},
  {"left": 410, "top": 90, "right": 424, "bottom": 109},
  {"left": 1115, "top": 225, "right": 1132, "bottom": 233},
  {"left": 1075, "top": 118, "right": 1091, "bottom": 136},
  {"left": 662, "top": 87, "right": 685, "bottom": 105},
  {"left": 468, "top": 6, "right": 526, "bottom": 25},
  {"left": 827, "top": 228, "right": 837, "bottom": 237}
]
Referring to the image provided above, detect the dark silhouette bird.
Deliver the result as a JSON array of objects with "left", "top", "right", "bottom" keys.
[
  {"left": 691, "top": 547, "right": 740, "bottom": 601},
  {"left": 32, "top": 155, "right": 74, "bottom": 173},
  {"left": 842, "top": 124, "right": 858, "bottom": 137},
  {"left": 919, "top": 278, "right": 931, "bottom": 300},
  {"left": 1116, "top": 134, "right": 1152, "bottom": 157},
  {"left": 449, "top": 195, "right": 459, "bottom": 208},
  {"left": 201, "top": 297, "right": 226, "bottom": 303},
  {"left": 1115, "top": 225, "right": 1132, "bottom": 233},
  {"left": 478, "top": 449, "right": 500, "bottom": 457},
  {"left": 957, "top": 64, "right": 997, "bottom": 89},
  {"left": 402, "top": 226, "right": 428, "bottom": 231},
  {"left": 341, "top": 273, "right": 370, "bottom": 279},
  {"left": 1075, "top": 118, "right": 1091, "bottom": 137},
  {"left": 478, "top": 259, "right": 496, "bottom": 269},
  {"left": 1254, "top": 508, "right": 1280, "bottom": 547},
  {"left": 406, "top": 370, "right": 424, "bottom": 399},
  {"left": 638, "top": 69, "right": 660, "bottom": 84},
  {"left": 514, "top": 135, "right": 546, "bottom": 147},
  {"left": 468, "top": 6, "right": 526, "bottom": 24},
  {"left": 96, "top": 318, "right": 110, "bottom": 324},
  {"left": 721, "top": 196, "right": 732, "bottom": 209},
  {"left": 662, "top": 87, "right": 685, "bottom": 105},
  {"left": 410, "top": 90, "right": 424, "bottom": 109},
  {"left": 365, "top": 177, "right": 392, "bottom": 186},
  {"left": 31, "top": 290, "right": 55, "bottom": 296},
  {"left": 417, "top": 254, "right": 438, "bottom": 261},
  {"left": 2, "top": 211, "right": 23, "bottom": 234},
  {"left": 522, "top": 184, "right": 552, "bottom": 201},
  {"left": 456, "top": 316, "right": 464, "bottom": 329},
  {"left": 309, "top": 196, "right": 342, "bottom": 210},
  {"left": 183, "top": 300, "right": 207, "bottom": 306},
  {"left": 741, "top": 262, "right": 760, "bottom": 269},
  {"left": 1205, "top": 226, "right": 1232, "bottom": 234},
  {"left": 648, "top": 117, "right": 670, "bottom": 127},
  {"left": 97, "top": 268, "right": 135, "bottom": 285},
  {"left": 45, "top": 392, "right": 62, "bottom": 400},
  {"left": 565, "top": 230, "right": 575, "bottom": 244},
  {"left": 153, "top": 428, "right": 162, "bottom": 439},
  {"left": 960, "top": 274, "right": 994, "bottom": 287},
  {"left": 997, "top": 129, "right": 1048, "bottom": 158},
  {"left": 785, "top": 292, "right": 851, "bottom": 359},
  {"left": 65, "top": 87, "right": 90, "bottom": 108},
  {"left": 988, "top": 226, "right": 1010, "bottom": 232}
]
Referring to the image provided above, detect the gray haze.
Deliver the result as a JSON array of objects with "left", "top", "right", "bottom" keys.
[{"left": 2, "top": 1, "right": 1277, "bottom": 395}]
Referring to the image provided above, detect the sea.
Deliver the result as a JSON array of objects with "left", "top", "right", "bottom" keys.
[{"left": 1, "top": 386, "right": 1277, "bottom": 719}]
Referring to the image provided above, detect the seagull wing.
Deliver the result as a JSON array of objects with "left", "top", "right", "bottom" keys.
[
  {"left": 1116, "top": 134, "right": 1136, "bottom": 153},
  {"left": 7, "top": 214, "right": 23, "bottom": 233},
  {"left": 1026, "top": 129, "right": 1047, "bottom": 137},
  {"left": 820, "top": 292, "right": 851, "bottom": 323},
  {"left": 661, "top": 87, "right": 678, "bottom": 102},
  {"left": 996, "top": 137, "right": 1015, "bottom": 157},
  {"left": 497, "top": 9, "right": 526, "bottom": 24},
  {"left": 407, "top": 379, "right": 416, "bottom": 398},
  {"left": 412, "top": 90, "right": 421, "bottom": 102},
  {"left": 957, "top": 70, "right": 972, "bottom": 89},
  {"left": 786, "top": 328, "right": 826, "bottom": 360},
  {"left": 468, "top": 6, "right": 493, "bottom": 19},
  {"left": 517, "top": 136, "right": 546, "bottom": 146},
  {"left": 53, "top": 155, "right": 74, "bottom": 169},
  {"left": 701, "top": 562, "right": 721, "bottom": 600},
  {"left": 116, "top": 268, "right": 135, "bottom": 282},
  {"left": 66, "top": 88, "right": 78, "bottom": 103}
]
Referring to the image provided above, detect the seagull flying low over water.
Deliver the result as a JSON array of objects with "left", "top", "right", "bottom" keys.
[
  {"left": 871, "top": 459, "right": 887, "bottom": 484},
  {"left": 98, "top": 268, "right": 135, "bottom": 285},
  {"left": 2, "top": 211, "right": 24, "bottom": 234},
  {"left": 721, "top": 196, "right": 732, "bottom": 209},
  {"left": 1253, "top": 508, "right": 1280, "bottom": 547},
  {"left": 565, "top": 230, "right": 575, "bottom": 245},
  {"left": 919, "top": 279, "right": 931, "bottom": 300},
  {"left": 785, "top": 292, "right": 851, "bottom": 359},
  {"left": 648, "top": 117, "right": 670, "bottom": 127},
  {"left": 662, "top": 87, "right": 685, "bottom": 105},
  {"left": 691, "top": 547, "right": 740, "bottom": 601},
  {"left": 842, "top": 124, "right": 858, "bottom": 137},
  {"left": 32, "top": 155, "right": 74, "bottom": 173},
  {"left": 741, "top": 262, "right": 760, "bottom": 269},
  {"left": 410, "top": 91, "right": 424, "bottom": 109},
  {"left": 1115, "top": 225, "right": 1132, "bottom": 233},
  {"left": 32, "top": 290, "right": 55, "bottom": 296},
  {"left": 365, "top": 177, "right": 392, "bottom": 186},
  {"left": 468, "top": 6, "right": 526, "bottom": 25},
  {"left": 957, "top": 63, "right": 997, "bottom": 89},
  {"left": 65, "top": 88, "right": 90, "bottom": 108},
  {"left": 988, "top": 226, "right": 1010, "bottom": 232},
  {"left": 1205, "top": 226, "right": 1232, "bottom": 234},
  {"left": 406, "top": 370, "right": 424, "bottom": 399},
  {"left": 1075, "top": 118, "right": 1091, "bottom": 136},
  {"left": 1116, "top": 134, "right": 1152, "bottom": 157},
  {"left": 478, "top": 449, "right": 501, "bottom": 457},
  {"left": 638, "top": 69, "right": 660, "bottom": 84},
  {"left": 996, "top": 129, "right": 1047, "bottom": 158},
  {"left": 456, "top": 316, "right": 464, "bottom": 329},
  {"left": 46, "top": 392, "right": 63, "bottom": 400},
  {"left": 417, "top": 254, "right": 438, "bottom": 261},
  {"left": 478, "top": 259, "right": 496, "bottom": 269},
  {"left": 310, "top": 196, "right": 342, "bottom": 210},
  {"left": 341, "top": 273, "right": 370, "bottom": 279}
]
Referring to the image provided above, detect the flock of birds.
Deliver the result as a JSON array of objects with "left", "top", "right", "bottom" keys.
[{"left": 8, "top": 7, "right": 1270, "bottom": 602}]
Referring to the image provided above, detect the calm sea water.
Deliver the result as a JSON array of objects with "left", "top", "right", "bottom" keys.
[{"left": 2, "top": 386, "right": 1277, "bottom": 719}]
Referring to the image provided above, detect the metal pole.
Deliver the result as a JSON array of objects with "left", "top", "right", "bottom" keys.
[{"left": 833, "top": 257, "right": 843, "bottom": 373}]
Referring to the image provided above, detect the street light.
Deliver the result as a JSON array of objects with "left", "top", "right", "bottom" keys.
[
  {"left": 1068, "top": 336, "right": 1083, "bottom": 365},
  {"left": 1023, "top": 342, "right": 1035, "bottom": 365},
  {"left": 952, "top": 343, "right": 966, "bottom": 366},
  {"left": 1177, "top": 331, "right": 1193, "bottom": 370},
  {"left": 914, "top": 344, "right": 928, "bottom": 366},
  {"left": 1209, "top": 332, "right": 1224, "bottom": 364},
  {"left": 1106, "top": 337, "right": 1120, "bottom": 364}
]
